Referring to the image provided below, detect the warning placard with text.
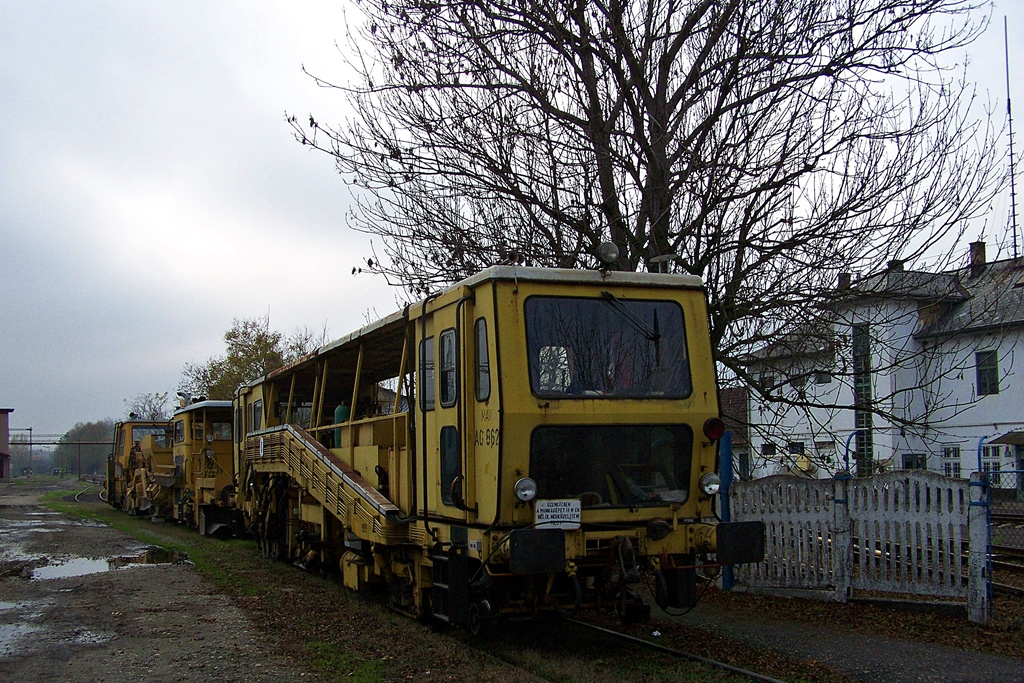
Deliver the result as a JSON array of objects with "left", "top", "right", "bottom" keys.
[{"left": 534, "top": 499, "right": 581, "bottom": 530}]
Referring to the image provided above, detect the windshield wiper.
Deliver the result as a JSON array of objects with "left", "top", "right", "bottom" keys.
[{"left": 600, "top": 291, "right": 660, "bottom": 343}]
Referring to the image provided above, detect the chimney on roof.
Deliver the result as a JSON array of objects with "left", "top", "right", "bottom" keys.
[
  {"left": 838, "top": 272, "right": 852, "bottom": 290},
  {"left": 969, "top": 240, "right": 986, "bottom": 278},
  {"left": 888, "top": 259, "right": 904, "bottom": 271}
]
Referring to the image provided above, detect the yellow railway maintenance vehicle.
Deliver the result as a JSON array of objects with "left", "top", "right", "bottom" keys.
[
  {"left": 235, "top": 266, "right": 764, "bottom": 632},
  {"left": 169, "top": 399, "right": 242, "bottom": 536},
  {"left": 105, "top": 420, "right": 174, "bottom": 516}
]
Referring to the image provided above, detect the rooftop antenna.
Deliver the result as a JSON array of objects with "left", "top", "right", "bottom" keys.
[{"left": 1006, "top": 16, "right": 1019, "bottom": 259}]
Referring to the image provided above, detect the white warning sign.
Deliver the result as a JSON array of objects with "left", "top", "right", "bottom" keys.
[{"left": 534, "top": 499, "right": 581, "bottom": 530}]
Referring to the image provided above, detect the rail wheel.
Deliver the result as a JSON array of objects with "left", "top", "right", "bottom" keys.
[{"left": 467, "top": 599, "right": 491, "bottom": 636}]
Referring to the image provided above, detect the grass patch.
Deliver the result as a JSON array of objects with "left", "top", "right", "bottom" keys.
[
  {"left": 307, "top": 641, "right": 384, "bottom": 682},
  {"left": 3, "top": 475, "right": 67, "bottom": 486}
]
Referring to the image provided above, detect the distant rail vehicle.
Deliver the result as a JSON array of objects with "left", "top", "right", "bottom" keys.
[
  {"left": 105, "top": 402, "right": 242, "bottom": 536},
  {"left": 170, "top": 400, "right": 242, "bottom": 536},
  {"left": 105, "top": 419, "right": 173, "bottom": 516},
  {"left": 234, "top": 266, "right": 765, "bottom": 632}
]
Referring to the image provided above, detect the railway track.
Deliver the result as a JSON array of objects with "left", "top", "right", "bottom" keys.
[
  {"left": 564, "top": 617, "right": 787, "bottom": 683},
  {"left": 74, "top": 482, "right": 97, "bottom": 502},
  {"left": 990, "top": 510, "right": 1024, "bottom": 525}
]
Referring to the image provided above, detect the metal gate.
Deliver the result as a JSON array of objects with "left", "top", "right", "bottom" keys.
[{"left": 990, "top": 470, "right": 1024, "bottom": 563}]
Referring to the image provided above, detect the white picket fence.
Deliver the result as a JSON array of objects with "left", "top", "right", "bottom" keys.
[{"left": 728, "top": 470, "right": 990, "bottom": 624}]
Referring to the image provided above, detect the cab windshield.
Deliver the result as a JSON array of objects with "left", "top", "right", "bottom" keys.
[
  {"left": 131, "top": 425, "right": 170, "bottom": 448},
  {"left": 525, "top": 295, "right": 691, "bottom": 398},
  {"left": 530, "top": 424, "right": 693, "bottom": 508}
]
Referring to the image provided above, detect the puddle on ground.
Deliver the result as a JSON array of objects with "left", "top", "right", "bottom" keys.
[
  {"left": 0, "top": 623, "right": 43, "bottom": 657},
  {"left": 0, "top": 518, "right": 106, "bottom": 529},
  {"left": 31, "top": 548, "right": 190, "bottom": 580}
]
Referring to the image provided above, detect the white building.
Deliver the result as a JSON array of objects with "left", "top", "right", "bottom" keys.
[{"left": 743, "top": 241, "right": 1024, "bottom": 480}]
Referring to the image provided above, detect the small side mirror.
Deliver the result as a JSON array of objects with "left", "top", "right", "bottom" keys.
[{"left": 449, "top": 474, "right": 466, "bottom": 509}]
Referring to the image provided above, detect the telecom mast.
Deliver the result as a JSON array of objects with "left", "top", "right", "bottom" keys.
[{"left": 1007, "top": 16, "right": 1019, "bottom": 258}]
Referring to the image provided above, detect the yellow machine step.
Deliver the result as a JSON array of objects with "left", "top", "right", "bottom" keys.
[{"left": 244, "top": 425, "right": 410, "bottom": 544}]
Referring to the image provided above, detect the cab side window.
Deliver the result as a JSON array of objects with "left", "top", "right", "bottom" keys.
[
  {"left": 439, "top": 328, "right": 457, "bottom": 408},
  {"left": 419, "top": 337, "right": 435, "bottom": 411},
  {"left": 250, "top": 400, "right": 263, "bottom": 431},
  {"left": 440, "top": 426, "right": 460, "bottom": 506},
  {"left": 475, "top": 318, "right": 490, "bottom": 402}
]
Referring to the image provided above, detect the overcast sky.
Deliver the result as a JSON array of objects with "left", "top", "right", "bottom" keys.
[{"left": 1, "top": 1, "right": 1021, "bottom": 438}]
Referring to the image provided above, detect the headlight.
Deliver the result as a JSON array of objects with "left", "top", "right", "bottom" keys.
[
  {"left": 646, "top": 518, "right": 671, "bottom": 541},
  {"left": 597, "top": 241, "right": 620, "bottom": 265},
  {"left": 700, "top": 472, "right": 721, "bottom": 496},
  {"left": 514, "top": 477, "right": 537, "bottom": 502}
]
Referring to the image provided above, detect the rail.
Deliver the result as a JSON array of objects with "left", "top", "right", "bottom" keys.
[{"left": 565, "top": 618, "right": 787, "bottom": 683}]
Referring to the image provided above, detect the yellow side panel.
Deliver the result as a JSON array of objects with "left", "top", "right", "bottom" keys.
[
  {"left": 353, "top": 445, "right": 381, "bottom": 483},
  {"left": 300, "top": 501, "right": 324, "bottom": 526}
]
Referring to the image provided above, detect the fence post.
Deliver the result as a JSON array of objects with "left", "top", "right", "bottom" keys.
[
  {"left": 720, "top": 431, "right": 734, "bottom": 591},
  {"left": 832, "top": 471, "right": 852, "bottom": 603},
  {"left": 968, "top": 471, "right": 991, "bottom": 625}
]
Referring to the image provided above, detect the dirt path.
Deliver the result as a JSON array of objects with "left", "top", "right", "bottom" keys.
[
  {"left": 656, "top": 601, "right": 1024, "bottom": 683},
  {"left": 0, "top": 479, "right": 306, "bottom": 682}
]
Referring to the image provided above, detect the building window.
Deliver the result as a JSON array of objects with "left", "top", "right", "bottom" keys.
[
  {"left": 815, "top": 441, "right": 836, "bottom": 465},
  {"left": 852, "top": 324, "right": 874, "bottom": 477},
  {"left": 976, "top": 350, "right": 999, "bottom": 395},
  {"left": 981, "top": 444, "right": 1002, "bottom": 485},
  {"left": 942, "top": 446, "right": 962, "bottom": 478},
  {"left": 760, "top": 372, "right": 777, "bottom": 396},
  {"left": 787, "top": 441, "right": 805, "bottom": 455},
  {"left": 982, "top": 461, "right": 1001, "bottom": 485},
  {"left": 439, "top": 328, "right": 457, "bottom": 408},
  {"left": 761, "top": 442, "right": 777, "bottom": 457},
  {"left": 902, "top": 453, "right": 926, "bottom": 470},
  {"left": 814, "top": 372, "right": 832, "bottom": 385},
  {"left": 737, "top": 451, "right": 751, "bottom": 480}
]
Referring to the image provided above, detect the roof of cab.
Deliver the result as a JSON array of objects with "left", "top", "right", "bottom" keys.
[
  {"left": 173, "top": 399, "right": 233, "bottom": 416},
  {"left": 237, "top": 265, "right": 706, "bottom": 392}
]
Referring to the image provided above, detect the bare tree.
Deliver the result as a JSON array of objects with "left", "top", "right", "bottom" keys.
[
  {"left": 292, "top": 1, "right": 1006, "bottom": 437},
  {"left": 284, "top": 322, "right": 331, "bottom": 361},
  {"left": 123, "top": 392, "right": 171, "bottom": 420}
]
